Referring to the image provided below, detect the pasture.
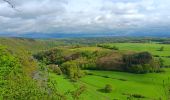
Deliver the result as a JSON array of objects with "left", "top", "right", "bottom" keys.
[{"left": 49, "top": 43, "right": 170, "bottom": 100}]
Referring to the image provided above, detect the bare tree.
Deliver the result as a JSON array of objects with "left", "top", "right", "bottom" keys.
[
  {"left": 2, "top": 0, "right": 15, "bottom": 8},
  {"left": 2, "top": 0, "right": 20, "bottom": 12}
]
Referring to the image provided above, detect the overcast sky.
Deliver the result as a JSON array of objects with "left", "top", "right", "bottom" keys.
[{"left": 0, "top": 0, "right": 170, "bottom": 34}]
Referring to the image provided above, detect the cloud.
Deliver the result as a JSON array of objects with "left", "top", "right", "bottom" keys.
[{"left": 0, "top": 0, "right": 170, "bottom": 34}]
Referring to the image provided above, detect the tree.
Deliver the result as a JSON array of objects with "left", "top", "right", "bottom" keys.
[
  {"left": 2, "top": 0, "right": 14, "bottom": 7},
  {"left": 33, "top": 48, "right": 65, "bottom": 65},
  {"left": 159, "top": 58, "right": 164, "bottom": 68},
  {"left": 129, "top": 65, "right": 143, "bottom": 74},
  {"left": 0, "top": 46, "right": 21, "bottom": 78},
  {"left": 0, "top": 46, "right": 45, "bottom": 99},
  {"left": 159, "top": 46, "right": 164, "bottom": 51},
  {"left": 61, "top": 61, "right": 83, "bottom": 81},
  {"left": 122, "top": 52, "right": 161, "bottom": 73},
  {"left": 123, "top": 52, "right": 153, "bottom": 66},
  {"left": 2, "top": 0, "right": 18, "bottom": 11}
]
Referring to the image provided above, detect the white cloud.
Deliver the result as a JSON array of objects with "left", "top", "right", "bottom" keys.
[{"left": 0, "top": 0, "right": 170, "bottom": 34}]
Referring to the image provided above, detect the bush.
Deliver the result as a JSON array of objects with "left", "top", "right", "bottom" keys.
[
  {"left": 33, "top": 48, "right": 65, "bottom": 65},
  {"left": 142, "top": 64, "right": 151, "bottom": 73},
  {"left": 104, "top": 84, "right": 112, "bottom": 93},
  {"left": 0, "top": 46, "right": 62, "bottom": 99},
  {"left": 61, "top": 61, "right": 84, "bottom": 81},
  {"left": 0, "top": 46, "right": 21, "bottom": 78},
  {"left": 154, "top": 55, "right": 160, "bottom": 57},
  {"left": 48, "top": 64, "right": 62, "bottom": 75},
  {"left": 132, "top": 94, "right": 145, "bottom": 98},
  {"left": 159, "top": 58, "right": 164, "bottom": 68},
  {"left": 159, "top": 46, "right": 164, "bottom": 51},
  {"left": 97, "top": 44, "right": 119, "bottom": 50},
  {"left": 71, "top": 85, "right": 86, "bottom": 100},
  {"left": 128, "top": 65, "right": 143, "bottom": 74}
]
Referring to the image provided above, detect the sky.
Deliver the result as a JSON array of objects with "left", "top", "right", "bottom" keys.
[{"left": 0, "top": 0, "right": 170, "bottom": 35}]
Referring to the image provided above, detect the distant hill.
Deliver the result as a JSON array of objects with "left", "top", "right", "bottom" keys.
[
  {"left": 0, "top": 37, "right": 64, "bottom": 53},
  {"left": 1, "top": 30, "right": 170, "bottom": 38}
]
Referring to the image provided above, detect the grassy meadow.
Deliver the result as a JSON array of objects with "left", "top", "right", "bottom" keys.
[
  {"left": 106, "top": 43, "right": 170, "bottom": 66},
  {"left": 50, "top": 68, "right": 170, "bottom": 100},
  {"left": 1, "top": 38, "right": 170, "bottom": 100},
  {"left": 47, "top": 43, "right": 170, "bottom": 100}
]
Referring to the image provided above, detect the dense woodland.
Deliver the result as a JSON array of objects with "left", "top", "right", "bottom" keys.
[{"left": 0, "top": 37, "right": 170, "bottom": 99}]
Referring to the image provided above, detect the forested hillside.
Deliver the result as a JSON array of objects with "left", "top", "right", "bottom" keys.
[{"left": 0, "top": 37, "right": 64, "bottom": 53}]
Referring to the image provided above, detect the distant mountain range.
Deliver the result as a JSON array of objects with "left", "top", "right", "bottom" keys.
[
  {"left": 1, "top": 28, "right": 170, "bottom": 38},
  {"left": 0, "top": 33, "right": 170, "bottom": 39}
]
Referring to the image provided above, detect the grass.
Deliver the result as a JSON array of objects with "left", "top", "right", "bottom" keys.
[
  {"left": 102, "top": 43, "right": 170, "bottom": 66},
  {"left": 1, "top": 38, "right": 169, "bottom": 100},
  {"left": 81, "top": 69, "right": 170, "bottom": 100},
  {"left": 50, "top": 68, "right": 170, "bottom": 100},
  {"left": 49, "top": 43, "right": 170, "bottom": 100},
  {"left": 49, "top": 73, "right": 105, "bottom": 100}
]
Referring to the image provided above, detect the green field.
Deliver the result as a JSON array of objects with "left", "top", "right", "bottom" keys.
[
  {"left": 1, "top": 38, "right": 170, "bottom": 100},
  {"left": 50, "top": 68, "right": 170, "bottom": 100},
  {"left": 104, "top": 43, "right": 170, "bottom": 66},
  {"left": 48, "top": 43, "right": 170, "bottom": 100}
]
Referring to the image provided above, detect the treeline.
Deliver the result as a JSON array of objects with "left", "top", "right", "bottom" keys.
[
  {"left": 59, "top": 37, "right": 170, "bottom": 45},
  {"left": 34, "top": 48, "right": 107, "bottom": 81},
  {"left": 97, "top": 44, "right": 119, "bottom": 50},
  {"left": 34, "top": 47, "right": 162, "bottom": 81},
  {"left": 123, "top": 52, "right": 161, "bottom": 73},
  {"left": 1, "top": 37, "right": 170, "bottom": 50}
]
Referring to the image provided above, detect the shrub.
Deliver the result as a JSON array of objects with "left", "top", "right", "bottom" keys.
[
  {"left": 0, "top": 46, "right": 60, "bottom": 99},
  {"left": 61, "top": 61, "right": 84, "bottom": 81},
  {"left": 104, "top": 84, "right": 112, "bottom": 93},
  {"left": 0, "top": 46, "right": 21, "bottom": 78},
  {"left": 128, "top": 65, "right": 143, "bottom": 74},
  {"left": 142, "top": 64, "right": 151, "bottom": 73},
  {"left": 48, "top": 64, "right": 62, "bottom": 75},
  {"left": 159, "top": 58, "right": 164, "bottom": 68},
  {"left": 97, "top": 44, "right": 119, "bottom": 50},
  {"left": 33, "top": 48, "right": 65, "bottom": 65},
  {"left": 159, "top": 46, "right": 164, "bottom": 51},
  {"left": 71, "top": 85, "right": 86, "bottom": 100},
  {"left": 154, "top": 55, "right": 160, "bottom": 57},
  {"left": 132, "top": 94, "right": 145, "bottom": 98}
]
